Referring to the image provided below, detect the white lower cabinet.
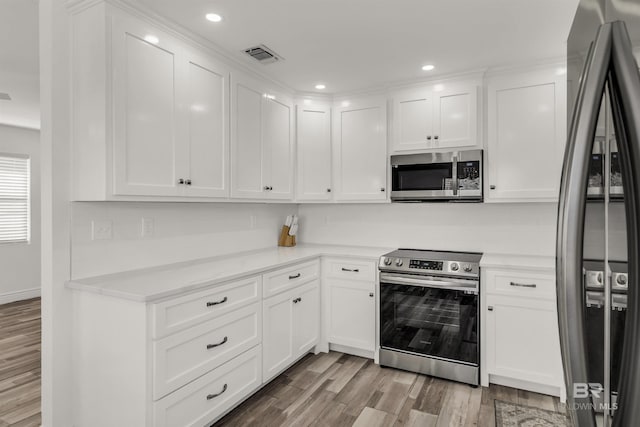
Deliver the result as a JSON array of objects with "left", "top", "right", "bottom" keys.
[
  {"left": 153, "top": 345, "right": 262, "bottom": 427},
  {"left": 328, "top": 281, "right": 375, "bottom": 352},
  {"left": 482, "top": 263, "right": 564, "bottom": 398},
  {"left": 263, "top": 280, "right": 320, "bottom": 382},
  {"left": 323, "top": 258, "right": 377, "bottom": 356}
]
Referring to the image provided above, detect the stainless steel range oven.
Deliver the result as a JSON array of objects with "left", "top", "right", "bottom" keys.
[{"left": 378, "top": 249, "right": 482, "bottom": 386}]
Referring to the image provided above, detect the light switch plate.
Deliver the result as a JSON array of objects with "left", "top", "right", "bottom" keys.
[
  {"left": 91, "top": 220, "right": 113, "bottom": 240},
  {"left": 141, "top": 217, "right": 154, "bottom": 237}
]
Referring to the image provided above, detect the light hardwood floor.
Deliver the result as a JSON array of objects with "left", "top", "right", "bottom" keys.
[
  {"left": 0, "top": 298, "right": 41, "bottom": 427},
  {"left": 216, "top": 351, "right": 564, "bottom": 427}
]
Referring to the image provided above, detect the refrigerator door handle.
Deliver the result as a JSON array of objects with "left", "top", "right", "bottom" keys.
[
  {"left": 606, "top": 21, "right": 640, "bottom": 427},
  {"left": 557, "top": 23, "right": 613, "bottom": 427}
]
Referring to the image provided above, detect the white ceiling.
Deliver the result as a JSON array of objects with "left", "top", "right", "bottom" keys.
[
  {"left": 140, "top": 0, "right": 580, "bottom": 94},
  {"left": 0, "top": 0, "right": 39, "bottom": 130}
]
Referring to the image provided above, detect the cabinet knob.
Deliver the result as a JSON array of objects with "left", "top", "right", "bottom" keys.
[
  {"left": 380, "top": 188, "right": 386, "bottom": 192},
  {"left": 178, "top": 179, "right": 185, "bottom": 185},
  {"left": 490, "top": 185, "right": 496, "bottom": 190},
  {"left": 427, "top": 136, "right": 432, "bottom": 140},
  {"left": 488, "top": 306, "right": 494, "bottom": 311},
  {"left": 434, "top": 135, "right": 439, "bottom": 140},
  {"left": 327, "top": 188, "right": 331, "bottom": 193},
  {"left": 264, "top": 185, "right": 272, "bottom": 191},
  {"left": 369, "top": 292, "right": 374, "bottom": 298},
  {"left": 185, "top": 179, "right": 192, "bottom": 186}
]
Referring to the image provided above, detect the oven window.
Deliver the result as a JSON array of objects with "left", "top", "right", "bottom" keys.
[
  {"left": 380, "top": 283, "right": 478, "bottom": 364},
  {"left": 392, "top": 163, "right": 453, "bottom": 191}
]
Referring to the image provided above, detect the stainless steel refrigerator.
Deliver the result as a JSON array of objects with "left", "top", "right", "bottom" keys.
[{"left": 558, "top": 1, "right": 640, "bottom": 426}]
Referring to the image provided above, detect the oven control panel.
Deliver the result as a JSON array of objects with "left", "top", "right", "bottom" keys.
[{"left": 409, "top": 260, "right": 443, "bottom": 270}]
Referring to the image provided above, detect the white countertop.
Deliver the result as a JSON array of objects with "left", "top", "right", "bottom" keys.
[
  {"left": 67, "top": 244, "right": 393, "bottom": 303},
  {"left": 480, "top": 253, "right": 555, "bottom": 272}
]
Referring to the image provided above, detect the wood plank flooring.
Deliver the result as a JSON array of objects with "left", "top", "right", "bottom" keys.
[
  {"left": 0, "top": 298, "right": 41, "bottom": 427},
  {"left": 216, "top": 352, "right": 565, "bottom": 427}
]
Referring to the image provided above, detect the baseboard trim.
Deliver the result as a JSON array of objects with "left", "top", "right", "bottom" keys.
[
  {"left": 329, "top": 343, "right": 374, "bottom": 360},
  {"left": 0, "top": 288, "right": 41, "bottom": 305},
  {"left": 489, "top": 374, "right": 563, "bottom": 398}
]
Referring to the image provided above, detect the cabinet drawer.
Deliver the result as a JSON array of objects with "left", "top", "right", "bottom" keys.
[
  {"left": 263, "top": 260, "right": 319, "bottom": 298},
  {"left": 325, "top": 259, "right": 376, "bottom": 282},
  {"left": 485, "top": 269, "right": 555, "bottom": 300},
  {"left": 153, "top": 302, "right": 261, "bottom": 400},
  {"left": 153, "top": 345, "right": 262, "bottom": 427},
  {"left": 152, "top": 276, "right": 261, "bottom": 339}
]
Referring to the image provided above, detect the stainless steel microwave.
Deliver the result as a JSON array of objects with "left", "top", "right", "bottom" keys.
[{"left": 390, "top": 150, "right": 483, "bottom": 202}]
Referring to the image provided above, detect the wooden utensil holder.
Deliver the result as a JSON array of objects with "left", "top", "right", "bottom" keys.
[{"left": 278, "top": 225, "right": 296, "bottom": 247}]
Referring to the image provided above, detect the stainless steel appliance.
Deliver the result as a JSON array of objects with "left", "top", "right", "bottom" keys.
[
  {"left": 390, "top": 150, "right": 483, "bottom": 202},
  {"left": 558, "top": 3, "right": 640, "bottom": 425},
  {"left": 378, "top": 249, "right": 482, "bottom": 385}
]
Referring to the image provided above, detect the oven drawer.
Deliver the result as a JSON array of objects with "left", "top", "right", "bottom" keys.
[
  {"left": 325, "top": 259, "right": 376, "bottom": 282},
  {"left": 153, "top": 302, "right": 261, "bottom": 400},
  {"left": 153, "top": 345, "right": 262, "bottom": 427},
  {"left": 263, "top": 260, "right": 319, "bottom": 298},
  {"left": 485, "top": 269, "right": 555, "bottom": 300},
  {"left": 152, "top": 276, "right": 261, "bottom": 339}
]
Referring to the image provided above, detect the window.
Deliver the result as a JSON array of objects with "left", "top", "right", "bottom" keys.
[{"left": 0, "top": 154, "right": 30, "bottom": 243}]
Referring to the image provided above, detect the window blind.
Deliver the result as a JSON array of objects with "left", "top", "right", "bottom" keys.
[{"left": 0, "top": 154, "right": 30, "bottom": 243}]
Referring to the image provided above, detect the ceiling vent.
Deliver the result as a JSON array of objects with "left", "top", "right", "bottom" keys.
[
  {"left": 0, "top": 93, "right": 11, "bottom": 101},
  {"left": 244, "top": 45, "right": 283, "bottom": 64}
]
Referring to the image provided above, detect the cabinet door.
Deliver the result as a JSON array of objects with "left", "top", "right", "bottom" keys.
[
  {"left": 296, "top": 105, "right": 332, "bottom": 200},
  {"left": 112, "top": 16, "right": 182, "bottom": 196},
  {"left": 392, "top": 88, "right": 434, "bottom": 152},
  {"left": 485, "top": 295, "right": 563, "bottom": 387},
  {"left": 231, "top": 74, "right": 265, "bottom": 199},
  {"left": 333, "top": 97, "right": 388, "bottom": 201},
  {"left": 433, "top": 85, "right": 478, "bottom": 149},
  {"left": 487, "top": 68, "right": 566, "bottom": 201},
  {"left": 293, "top": 282, "right": 320, "bottom": 356},
  {"left": 262, "top": 289, "right": 295, "bottom": 382},
  {"left": 328, "top": 281, "right": 375, "bottom": 351},
  {"left": 262, "top": 96, "right": 293, "bottom": 200},
  {"left": 182, "top": 51, "right": 229, "bottom": 198}
]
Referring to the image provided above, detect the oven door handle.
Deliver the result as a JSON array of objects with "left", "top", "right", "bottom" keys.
[{"left": 379, "top": 273, "right": 478, "bottom": 293}]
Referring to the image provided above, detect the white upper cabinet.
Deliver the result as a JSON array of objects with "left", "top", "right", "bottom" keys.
[
  {"left": 111, "top": 14, "right": 182, "bottom": 197},
  {"left": 333, "top": 96, "right": 388, "bottom": 201},
  {"left": 71, "top": 6, "right": 230, "bottom": 200},
  {"left": 391, "top": 81, "right": 479, "bottom": 153},
  {"left": 393, "top": 88, "right": 434, "bottom": 152},
  {"left": 486, "top": 66, "right": 566, "bottom": 202},
  {"left": 230, "top": 72, "right": 294, "bottom": 200},
  {"left": 296, "top": 105, "right": 332, "bottom": 201},
  {"left": 181, "top": 50, "right": 230, "bottom": 198}
]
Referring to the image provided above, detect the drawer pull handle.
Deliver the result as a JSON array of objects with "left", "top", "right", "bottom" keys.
[
  {"left": 289, "top": 273, "right": 301, "bottom": 280},
  {"left": 206, "top": 297, "right": 228, "bottom": 307},
  {"left": 206, "top": 383, "right": 228, "bottom": 400},
  {"left": 488, "top": 306, "right": 494, "bottom": 311},
  {"left": 369, "top": 292, "right": 374, "bottom": 298},
  {"left": 341, "top": 268, "right": 360, "bottom": 272},
  {"left": 206, "top": 336, "right": 228, "bottom": 350},
  {"left": 510, "top": 282, "right": 537, "bottom": 288},
  {"left": 293, "top": 297, "right": 301, "bottom": 304}
]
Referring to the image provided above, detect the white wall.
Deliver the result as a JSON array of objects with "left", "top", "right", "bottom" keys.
[
  {"left": 298, "top": 202, "right": 559, "bottom": 256},
  {"left": 71, "top": 202, "right": 298, "bottom": 278},
  {"left": 0, "top": 124, "right": 40, "bottom": 303}
]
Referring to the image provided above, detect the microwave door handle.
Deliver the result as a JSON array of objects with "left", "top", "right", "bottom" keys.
[
  {"left": 607, "top": 22, "right": 640, "bottom": 427},
  {"left": 557, "top": 22, "right": 611, "bottom": 427},
  {"left": 452, "top": 155, "right": 458, "bottom": 196}
]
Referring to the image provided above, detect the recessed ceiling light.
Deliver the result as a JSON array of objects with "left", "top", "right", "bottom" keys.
[
  {"left": 315, "top": 84, "right": 326, "bottom": 90},
  {"left": 144, "top": 35, "right": 159, "bottom": 44},
  {"left": 206, "top": 13, "right": 223, "bottom": 23},
  {"left": 422, "top": 64, "right": 435, "bottom": 71}
]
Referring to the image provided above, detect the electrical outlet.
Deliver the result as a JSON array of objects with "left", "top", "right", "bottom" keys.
[
  {"left": 91, "top": 220, "right": 113, "bottom": 240},
  {"left": 141, "top": 217, "right": 154, "bottom": 237},
  {"left": 250, "top": 215, "right": 257, "bottom": 229}
]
